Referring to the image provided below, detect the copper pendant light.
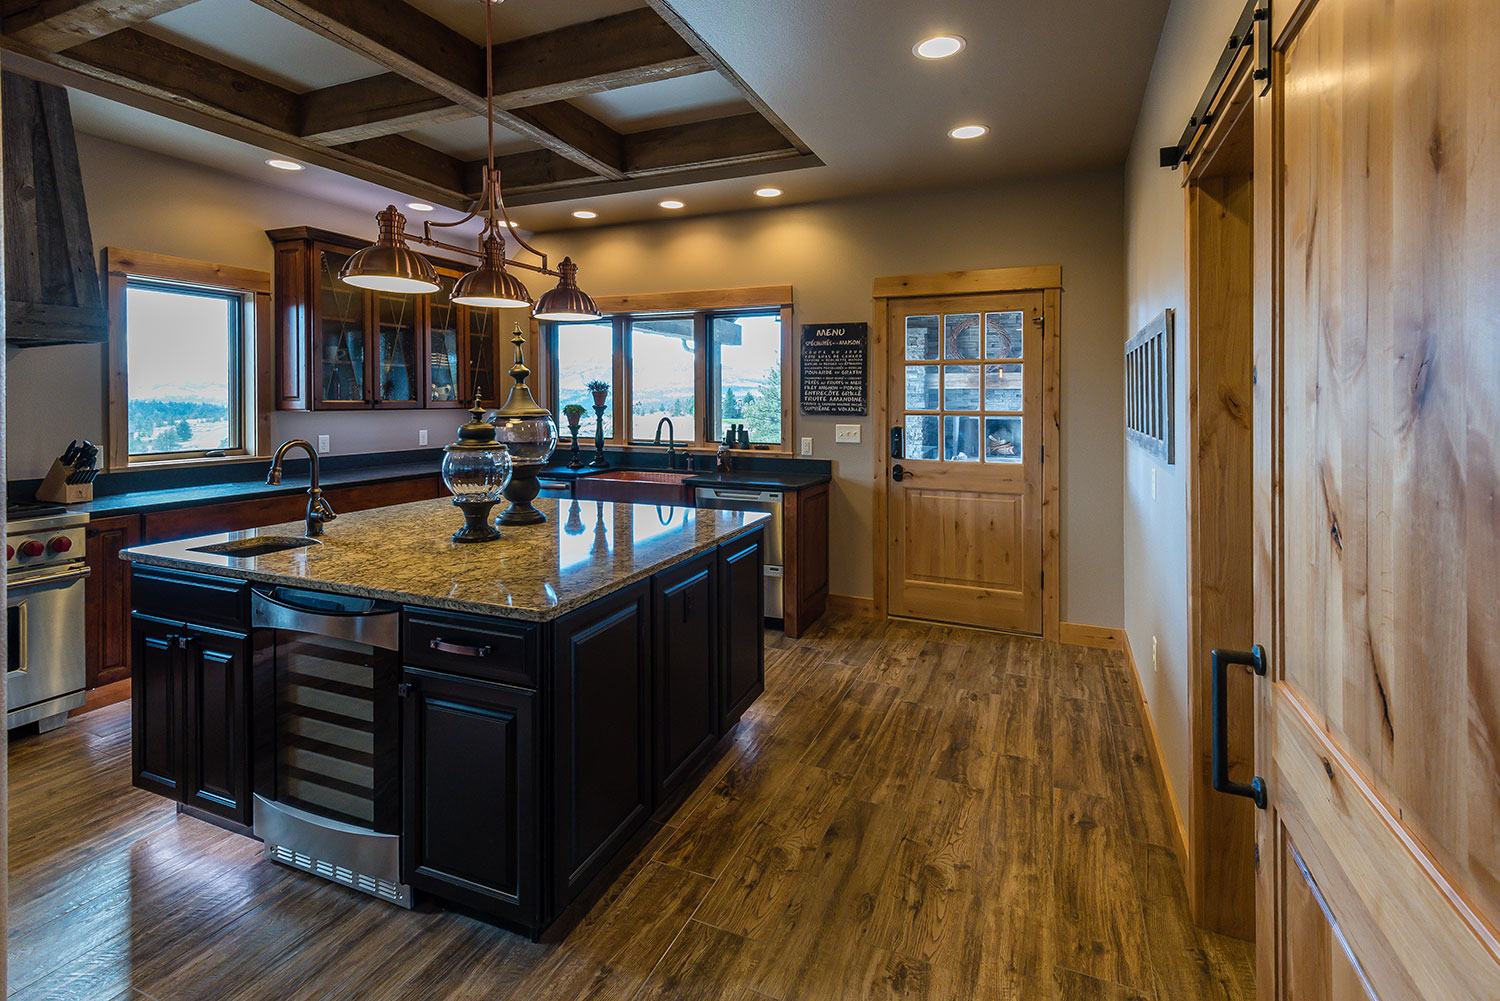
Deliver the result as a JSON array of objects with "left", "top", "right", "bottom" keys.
[{"left": 339, "top": 0, "right": 600, "bottom": 321}]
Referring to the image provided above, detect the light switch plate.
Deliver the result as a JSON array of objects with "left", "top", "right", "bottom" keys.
[
  {"left": 835, "top": 424, "right": 861, "bottom": 444},
  {"left": 419, "top": 429, "right": 428, "bottom": 445},
  {"left": 800, "top": 437, "right": 813, "bottom": 456},
  {"left": 317, "top": 434, "right": 330, "bottom": 454}
]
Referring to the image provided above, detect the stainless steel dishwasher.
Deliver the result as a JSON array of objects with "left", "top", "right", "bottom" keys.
[{"left": 694, "top": 487, "right": 783, "bottom": 619}]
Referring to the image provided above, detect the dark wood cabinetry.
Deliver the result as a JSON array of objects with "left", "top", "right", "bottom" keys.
[
  {"left": 131, "top": 612, "right": 180, "bottom": 798},
  {"left": 86, "top": 514, "right": 140, "bottom": 689},
  {"left": 550, "top": 580, "right": 652, "bottom": 911},
  {"left": 267, "top": 226, "right": 528, "bottom": 412},
  {"left": 402, "top": 668, "right": 537, "bottom": 925},
  {"left": 718, "top": 528, "right": 766, "bottom": 731},
  {"left": 652, "top": 551, "right": 718, "bottom": 804},
  {"left": 783, "top": 482, "right": 829, "bottom": 637}
]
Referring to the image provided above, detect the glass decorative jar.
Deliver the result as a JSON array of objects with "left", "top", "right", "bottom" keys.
[
  {"left": 487, "top": 324, "right": 557, "bottom": 524},
  {"left": 442, "top": 396, "right": 512, "bottom": 543}
]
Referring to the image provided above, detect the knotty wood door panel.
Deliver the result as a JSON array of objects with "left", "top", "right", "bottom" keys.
[{"left": 1256, "top": 0, "right": 1500, "bottom": 994}]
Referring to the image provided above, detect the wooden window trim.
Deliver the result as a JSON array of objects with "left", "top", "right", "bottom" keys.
[
  {"left": 546, "top": 286, "right": 794, "bottom": 452},
  {"left": 104, "top": 247, "right": 272, "bottom": 471}
]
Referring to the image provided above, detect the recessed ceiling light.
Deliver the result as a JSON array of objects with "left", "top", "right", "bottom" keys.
[
  {"left": 754, "top": 187, "right": 783, "bottom": 198},
  {"left": 265, "top": 158, "right": 304, "bottom": 171},
  {"left": 659, "top": 199, "right": 685, "bottom": 210},
  {"left": 914, "top": 34, "right": 965, "bottom": 59},
  {"left": 406, "top": 201, "right": 434, "bottom": 212},
  {"left": 572, "top": 210, "right": 597, "bottom": 219},
  {"left": 947, "top": 124, "right": 988, "bottom": 140}
]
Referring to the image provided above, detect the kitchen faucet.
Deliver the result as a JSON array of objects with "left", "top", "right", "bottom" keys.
[
  {"left": 267, "top": 439, "right": 338, "bottom": 537},
  {"left": 653, "top": 417, "right": 681, "bottom": 469}
]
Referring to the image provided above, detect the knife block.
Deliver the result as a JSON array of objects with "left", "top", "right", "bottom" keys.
[{"left": 36, "top": 458, "right": 93, "bottom": 504}]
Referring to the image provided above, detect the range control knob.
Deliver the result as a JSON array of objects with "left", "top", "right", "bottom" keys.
[
  {"left": 18, "top": 540, "right": 45, "bottom": 558},
  {"left": 49, "top": 536, "right": 73, "bottom": 554},
  {"left": 5, "top": 545, "right": 12, "bottom": 560}
]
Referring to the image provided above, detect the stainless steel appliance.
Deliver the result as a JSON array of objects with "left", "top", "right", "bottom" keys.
[
  {"left": 694, "top": 487, "right": 784, "bottom": 619},
  {"left": 250, "top": 585, "right": 410, "bottom": 907},
  {"left": 6, "top": 503, "right": 90, "bottom": 730}
]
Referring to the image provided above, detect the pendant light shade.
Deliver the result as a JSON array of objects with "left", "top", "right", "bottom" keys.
[
  {"left": 451, "top": 235, "right": 533, "bottom": 308},
  {"left": 339, "top": 205, "right": 441, "bottom": 293},
  {"left": 532, "top": 257, "right": 602, "bottom": 321}
]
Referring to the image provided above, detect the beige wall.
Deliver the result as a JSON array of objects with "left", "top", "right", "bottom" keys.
[
  {"left": 536, "top": 170, "right": 1126, "bottom": 621},
  {"left": 1122, "top": 0, "right": 1248, "bottom": 816}
]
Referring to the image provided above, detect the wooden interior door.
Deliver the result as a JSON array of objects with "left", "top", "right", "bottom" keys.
[
  {"left": 1255, "top": 0, "right": 1500, "bottom": 996},
  {"left": 885, "top": 293, "right": 1043, "bottom": 632}
]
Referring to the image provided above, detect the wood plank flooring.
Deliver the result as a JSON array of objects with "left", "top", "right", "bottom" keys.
[{"left": 7, "top": 614, "right": 1255, "bottom": 1000}]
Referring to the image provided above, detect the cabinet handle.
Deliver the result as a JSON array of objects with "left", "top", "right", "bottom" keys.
[
  {"left": 177, "top": 635, "right": 192, "bottom": 650},
  {"left": 429, "top": 637, "right": 492, "bottom": 658},
  {"left": 397, "top": 683, "right": 412, "bottom": 698},
  {"left": 1211, "top": 645, "right": 1268, "bottom": 809}
]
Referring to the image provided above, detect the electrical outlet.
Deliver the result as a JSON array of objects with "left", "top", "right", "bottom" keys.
[
  {"left": 1152, "top": 635, "right": 1159, "bottom": 672},
  {"left": 1151, "top": 466, "right": 1157, "bottom": 500},
  {"left": 317, "top": 434, "right": 330, "bottom": 454},
  {"left": 419, "top": 429, "right": 428, "bottom": 445},
  {"left": 835, "top": 424, "right": 861, "bottom": 444},
  {"left": 799, "top": 437, "right": 813, "bottom": 456}
]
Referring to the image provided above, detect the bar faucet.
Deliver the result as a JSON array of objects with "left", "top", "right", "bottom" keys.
[
  {"left": 267, "top": 439, "right": 337, "bottom": 537},
  {"left": 653, "top": 416, "right": 680, "bottom": 469}
]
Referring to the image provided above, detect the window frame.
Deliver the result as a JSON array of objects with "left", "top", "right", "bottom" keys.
[
  {"left": 544, "top": 286, "right": 793, "bottom": 452},
  {"left": 104, "top": 248, "right": 272, "bottom": 470}
]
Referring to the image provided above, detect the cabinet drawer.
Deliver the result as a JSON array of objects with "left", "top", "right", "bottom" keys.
[
  {"left": 403, "top": 608, "right": 538, "bottom": 688},
  {"left": 131, "top": 567, "right": 249, "bottom": 630}
]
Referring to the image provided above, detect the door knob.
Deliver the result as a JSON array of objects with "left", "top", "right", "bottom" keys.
[{"left": 891, "top": 464, "right": 913, "bottom": 482}]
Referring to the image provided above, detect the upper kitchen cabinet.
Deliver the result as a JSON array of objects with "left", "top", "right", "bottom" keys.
[{"left": 268, "top": 226, "right": 509, "bottom": 412}]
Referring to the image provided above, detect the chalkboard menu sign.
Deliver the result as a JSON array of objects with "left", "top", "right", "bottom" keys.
[{"left": 800, "top": 322, "right": 868, "bottom": 416}]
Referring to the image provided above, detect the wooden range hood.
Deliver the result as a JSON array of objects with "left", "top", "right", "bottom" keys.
[{"left": 3, "top": 71, "right": 107, "bottom": 346}]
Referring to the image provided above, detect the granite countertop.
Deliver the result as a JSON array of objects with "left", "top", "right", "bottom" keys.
[
  {"left": 121, "top": 496, "right": 768, "bottom": 622},
  {"left": 74, "top": 460, "right": 442, "bottom": 517}
]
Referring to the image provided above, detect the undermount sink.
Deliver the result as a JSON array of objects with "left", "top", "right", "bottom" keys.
[
  {"left": 574, "top": 469, "right": 695, "bottom": 506},
  {"left": 188, "top": 535, "right": 321, "bottom": 558}
]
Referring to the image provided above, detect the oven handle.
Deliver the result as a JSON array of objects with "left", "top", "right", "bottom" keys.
[{"left": 7, "top": 563, "right": 91, "bottom": 593}]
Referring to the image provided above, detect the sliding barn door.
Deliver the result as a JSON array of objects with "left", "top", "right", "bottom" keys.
[{"left": 1256, "top": 0, "right": 1500, "bottom": 996}]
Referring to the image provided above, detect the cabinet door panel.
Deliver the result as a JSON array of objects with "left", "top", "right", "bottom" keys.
[
  {"left": 87, "top": 515, "right": 140, "bottom": 689},
  {"left": 718, "top": 530, "right": 766, "bottom": 732},
  {"left": 653, "top": 553, "right": 718, "bottom": 804},
  {"left": 181, "top": 626, "right": 252, "bottom": 824},
  {"left": 131, "top": 613, "right": 180, "bottom": 798},
  {"left": 403, "top": 670, "right": 536, "bottom": 925},
  {"left": 552, "top": 581, "right": 651, "bottom": 909}
]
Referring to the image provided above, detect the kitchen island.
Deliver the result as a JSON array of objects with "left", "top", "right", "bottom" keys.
[{"left": 120, "top": 496, "right": 768, "bottom": 938}]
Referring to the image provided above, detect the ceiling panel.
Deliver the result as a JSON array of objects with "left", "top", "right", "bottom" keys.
[
  {"left": 571, "top": 72, "right": 751, "bottom": 133},
  {"left": 401, "top": 117, "right": 536, "bottom": 161},
  {"left": 140, "top": 0, "right": 381, "bottom": 93},
  {"left": 402, "top": 0, "right": 643, "bottom": 43}
]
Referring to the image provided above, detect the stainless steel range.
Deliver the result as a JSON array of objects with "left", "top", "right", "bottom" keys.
[{"left": 6, "top": 502, "right": 90, "bottom": 730}]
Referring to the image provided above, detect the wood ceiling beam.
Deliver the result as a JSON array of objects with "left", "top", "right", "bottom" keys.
[
  {"left": 623, "top": 113, "right": 799, "bottom": 175},
  {"left": 1, "top": 0, "right": 201, "bottom": 53},
  {"left": 298, "top": 73, "right": 469, "bottom": 145},
  {"left": 248, "top": 0, "right": 626, "bottom": 180}
]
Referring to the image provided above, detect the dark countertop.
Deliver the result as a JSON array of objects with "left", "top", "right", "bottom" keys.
[{"left": 121, "top": 497, "right": 768, "bottom": 622}]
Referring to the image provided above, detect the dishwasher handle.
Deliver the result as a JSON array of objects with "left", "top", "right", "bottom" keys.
[{"left": 698, "top": 488, "right": 782, "bottom": 505}]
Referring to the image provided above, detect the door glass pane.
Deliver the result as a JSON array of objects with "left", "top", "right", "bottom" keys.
[
  {"left": 905, "top": 365, "right": 940, "bottom": 410},
  {"left": 985, "top": 311, "right": 1024, "bottom": 359},
  {"left": 630, "top": 316, "right": 696, "bottom": 442},
  {"left": 904, "top": 414, "right": 940, "bottom": 459},
  {"left": 428, "top": 273, "right": 460, "bottom": 404},
  {"left": 712, "top": 312, "right": 782, "bottom": 444},
  {"left": 986, "top": 416, "right": 1022, "bottom": 462},
  {"left": 944, "top": 313, "right": 981, "bottom": 359},
  {"left": 944, "top": 415, "right": 981, "bottom": 461},
  {"left": 554, "top": 320, "right": 615, "bottom": 439},
  {"left": 905, "top": 315, "right": 940, "bottom": 361},
  {"left": 985, "top": 363, "right": 1023, "bottom": 412},
  {"left": 944, "top": 364, "right": 981, "bottom": 410},
  {"left": 375, "top": 291, "right": 417, "bottom": 402},
  {"left": 319, "top": 251, "right": 364, "bottom": 402}
]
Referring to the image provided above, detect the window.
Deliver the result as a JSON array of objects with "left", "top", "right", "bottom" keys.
[
  {"left": 105, "top": 248, "right": 269, "bottom": 467},
  {"left": 546, "top": 288, "right": 792, "bottom": 449}
]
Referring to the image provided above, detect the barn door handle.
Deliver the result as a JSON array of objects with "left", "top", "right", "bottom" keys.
[
  {"left": 891, "top": 464, "right": 913, "bottom": 482},
  {"left": 1211, "top": 644, "right": 1268, "bottom": 809}
]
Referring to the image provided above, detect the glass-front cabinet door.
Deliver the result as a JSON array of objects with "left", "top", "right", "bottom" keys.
[
  {"left": 373, "top": 290, "right": 419, "bottom": 407},
  {"left": 315, "top": 248, "right": 368, "bottom": 408},
  {"left": 465, "top": 307, "right": 501, "bottom": 408},
  {"left": 427, "top": 271, "right": 463, "bottom": 408}
]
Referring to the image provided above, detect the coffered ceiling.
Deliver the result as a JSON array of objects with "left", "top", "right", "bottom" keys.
[{"left": 1, "top": 0, "right": 1171, "bottom": 230}]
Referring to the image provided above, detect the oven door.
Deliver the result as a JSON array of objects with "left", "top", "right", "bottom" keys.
[{"left": 7, "top": 564, "right": 90, "bottom": 726}]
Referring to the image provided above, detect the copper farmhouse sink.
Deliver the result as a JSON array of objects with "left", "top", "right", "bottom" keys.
[{"left": 573, "top": 469, "right": 694, "bottom": 506}]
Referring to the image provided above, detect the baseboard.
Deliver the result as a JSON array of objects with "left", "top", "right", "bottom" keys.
[
  {"left": 1058, "top": 621, "right": 1125, "bottom": 650},
  {"left": 1121, "top": 633, "right": 1189, "bottom": 867},
  {"left": 71, "top": 678, "right": 132, "bottom": 716},
  {"left": 826, "top": 593, "right": 878, "bottom": 617}
]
